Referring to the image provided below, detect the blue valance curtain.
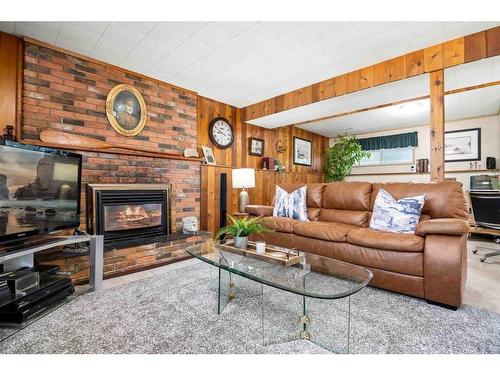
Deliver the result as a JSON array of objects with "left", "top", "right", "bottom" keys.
[{"left": 358, "top": 132, "right": 418, "bottom": 151}]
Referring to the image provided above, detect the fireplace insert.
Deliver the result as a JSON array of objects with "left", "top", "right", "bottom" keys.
[{"left": 86, "top": 184, "right": 171, "bottom": 244}]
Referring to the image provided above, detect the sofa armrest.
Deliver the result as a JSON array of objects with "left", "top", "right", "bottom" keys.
[
  {"left": 424, "top": 234, "right": 467, "bottom": 307},
  {"left": 244, "top": 205, "right": 274, "bottom": 217},
  {"left": 415, "top": 218, "right": 469, "bottom": 237}
]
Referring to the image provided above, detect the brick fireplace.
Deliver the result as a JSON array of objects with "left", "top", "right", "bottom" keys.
[
  {"left": 86, "top": 184, "right": 171, "bottom": 245},
  {"left": 21, "top": 41, "right": 206, "bottom": 281}
]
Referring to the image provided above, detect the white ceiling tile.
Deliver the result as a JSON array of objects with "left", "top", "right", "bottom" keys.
[
  {"left": 7, "top": 21, "right": 498, "bottom": 110},
  {"left": 0, "top": 22, "right": 15, "bottom": 34},
  {"left": 191, "top": 23, "right": 234, "bottom": 50},
  {"left": 210, "top": 22, "right": 256, "bottom": 38},
  {"left": 90, "top": 37, "right": 132, "bottom": 65},
  {"left": 260, "top": 22, "right": 306, "bottom": 38},
  {"left": 353, "top": 22, "right": 401, "bottom": 38},
  {"left": 14, "top": 22, "right": 61, "bottom": 44},
  {"left": 281, "top": 24, "right": 322, "bottom": 50},
  {"left": 56, "top": 23, "right": 104, "bottom": 55}
]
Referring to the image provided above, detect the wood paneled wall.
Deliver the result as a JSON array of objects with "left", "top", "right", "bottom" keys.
[
  {"left": 0, "top": 32, "right": 23, "bottom": 137},
  {"left": 197, "top": 96, "right": 329, "bottom": 174},
  {"left": 201, "top": 165, "right": 325, "bottom": 233},
  {"left": 244, "top": 26, "right": 500, "bottom": 121}
]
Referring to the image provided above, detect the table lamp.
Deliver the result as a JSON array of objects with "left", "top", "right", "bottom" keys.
[{"left": 232, "top": 168, "right": 255, "bottom": 213}]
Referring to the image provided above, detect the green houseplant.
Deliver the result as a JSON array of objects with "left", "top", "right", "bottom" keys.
[
  {"left": 215, "top": 215, "right": 271, "bottom": 249},
  {"left": 325, "top": 135, "right": 370, "bottom": 182}
]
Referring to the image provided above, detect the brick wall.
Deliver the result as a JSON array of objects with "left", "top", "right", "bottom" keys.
[
  {"left": 22, "top": 41, "right": 200, "bottom": 233},
  {"left": 21, "top": 41, "right": 203, "bottom": 276}
]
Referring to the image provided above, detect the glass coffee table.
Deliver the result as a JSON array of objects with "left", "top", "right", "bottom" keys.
[{"left": 186, "top": 240, "right": 373, "bottom": 353}]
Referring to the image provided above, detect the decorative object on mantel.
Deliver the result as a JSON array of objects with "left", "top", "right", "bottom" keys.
[
  {"left": 38, "top": 129, "right": 184, "bottom": 159},
  {"left": 293, "top": 137, "right": 312, "bottom": 166},
  {"left": 232, "top": 168, "right": 255, "bottom": 213},
  {"left": 183, "top": 148, "right": 199, "bottom": 158},
  {"left": 201, "top": 145, "right": 216, "bottom": 165},
  {"left": 261, "top": 157, "right": 274, "bottom": 170},
  {"left": 1, "top": 125, "right": 16, "bottom": 141},
  {"left": 249, "top": 137, "right": 264, "bottom": 156},
  {"left": 445, "top": 128, "right": 481, "bottom": 162},
  {"left": 275, "top": 139, "right": 286, "bottom": 153},
  {"left": 209, "top": 117, "right": 234, "bottom": 149},
  {"left": 106, "top": 84, "right": 147, "bottom": 137},
  {"left": 182, "top": 216, "right": 199, "bottom": 234},
  {"left": 326, "top": 135, "right": 370, "bottom": 181},
  {"left": 215, "top": 215, "right": 271, "bottom": 250},
  {"left": 274, "top": 159, "right": 285, "bottom": 174}
]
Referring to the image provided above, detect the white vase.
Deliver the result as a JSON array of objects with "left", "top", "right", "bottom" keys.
[{"left": 233, "top": 236, "right": 248, "bottom": 249}]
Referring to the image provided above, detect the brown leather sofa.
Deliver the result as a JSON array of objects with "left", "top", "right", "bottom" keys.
[{"left": 245, "top": 182, "right": 469, "bottom": 308}]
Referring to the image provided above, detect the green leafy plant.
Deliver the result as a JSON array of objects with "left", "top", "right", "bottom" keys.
[
  {"left": 325, "top": 135, "right": 370, "bottom": 182},
  {"left": 274, "top": 159, "right": 285, "bottom": 174},
  {"left": 215, "top": 215, "right": 271, "bottom": 239}
]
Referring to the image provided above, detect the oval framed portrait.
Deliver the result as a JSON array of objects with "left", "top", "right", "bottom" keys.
[{"left": 105, "top": 84, "right": 147, "bottom": 137}]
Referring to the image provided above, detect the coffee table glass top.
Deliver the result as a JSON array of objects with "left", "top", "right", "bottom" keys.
[{"left": 186, "top": 240, "right": 373, "bottom": 300}]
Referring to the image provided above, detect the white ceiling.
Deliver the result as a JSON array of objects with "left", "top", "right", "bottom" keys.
[
  {"left": 0, "top": 21, "right": 498, "bottom": 107},
  {"left": 297, "top": 85, "right": 500, "bottom": 138},
  {"left": 249, "top": 56, "right": 500, "bottom": 137}
]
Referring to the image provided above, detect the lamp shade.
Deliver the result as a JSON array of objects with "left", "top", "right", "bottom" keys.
[{"left": 232, "top": 168, "right": 255, "bottom": 189}]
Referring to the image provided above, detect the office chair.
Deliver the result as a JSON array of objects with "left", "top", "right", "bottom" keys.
[{"left": 469, "top": 190, "right": 500, "bottom": 262}]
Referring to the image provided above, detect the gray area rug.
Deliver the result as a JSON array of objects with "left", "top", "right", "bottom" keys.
[{"left": 0, "top": 261, "right": 499, "bottom": 354}]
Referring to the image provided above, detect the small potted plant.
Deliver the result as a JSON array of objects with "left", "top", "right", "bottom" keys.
[{"left": 215, "top": 215, "right": 271, "bottom": 249}]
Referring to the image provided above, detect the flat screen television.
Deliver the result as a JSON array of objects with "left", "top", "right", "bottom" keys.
[{"left": 0, "top": 140, "right": 82, "bottom": 243}]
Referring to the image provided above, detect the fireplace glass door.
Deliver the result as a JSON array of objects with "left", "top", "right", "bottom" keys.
[{"left": 103, "top": 203, "right": 163, "bottom": 232}]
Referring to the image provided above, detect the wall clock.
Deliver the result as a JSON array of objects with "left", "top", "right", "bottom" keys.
[{"left": 209, "top": 117, "right": 234, "bottom": 149}]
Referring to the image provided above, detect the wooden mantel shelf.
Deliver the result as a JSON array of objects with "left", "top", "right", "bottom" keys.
[
  {"left": 22, "top": 140, "right": 204, "bottom": 163},
  {"left": 349, "top": 169, "right": 497, "bottom": 177}
]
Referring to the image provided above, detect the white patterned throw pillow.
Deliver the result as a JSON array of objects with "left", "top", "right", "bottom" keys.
[
  {"left": 273, "top": 186, "right": 308, "bottom": 221},
  {"left": 370, "top": 189, "right": 425, "bottom": 234}
]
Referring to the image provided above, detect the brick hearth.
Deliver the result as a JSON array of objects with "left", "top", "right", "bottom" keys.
[{"left": 22, "top": 41, "right": 204, "bottom": 279}]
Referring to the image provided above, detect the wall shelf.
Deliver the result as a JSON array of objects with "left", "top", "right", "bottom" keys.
[
  {"left": 22, "top": 140, "right": 204, "bottom": 163},
  {"left": 349, "top": 169, "right": 497, "bottom": 177}
]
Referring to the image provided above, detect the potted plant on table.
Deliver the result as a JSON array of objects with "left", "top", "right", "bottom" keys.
[{"left": 215, "top": 215, "right": 271, "bottom": 249}]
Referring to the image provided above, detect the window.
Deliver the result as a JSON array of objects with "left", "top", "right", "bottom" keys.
[{"left": 358, "top": 147, "right": 414, "bottom": 166}]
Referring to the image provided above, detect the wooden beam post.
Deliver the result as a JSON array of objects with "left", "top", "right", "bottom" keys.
[{"left": 429, "top": 70, "right": 445, "bottom": 182}]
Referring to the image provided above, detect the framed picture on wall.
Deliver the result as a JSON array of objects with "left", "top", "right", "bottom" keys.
[
  {"left": 249, "top": 137, "right": 265, "bottom": 156},
  {"left": 201, "top": 146, "right": 217, "bottom": 165},
  {"left": 293, "top": 137, "right": 312, "bottom": 166},
  {"left": 445, "top": 128, "right": 481, "bottom": 162}
]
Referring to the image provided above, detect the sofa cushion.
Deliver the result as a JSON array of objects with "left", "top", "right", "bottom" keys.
[
  {"left": 276, "top": 183, "right": 325, "bottom": 208},
  {"left": 323, "top": 182, "right": 372, "bottom": 210},
  {"left": 369, "top": 188, "right": 425, "bottom": 234},
  {"left": 293, "top": 221, "right": 356, "bottom": 242},
  {"left": 260, "top": 216, "right": 298, "bottom": 234},
  {"left": 273, "top": 185, "right": 308, "bottom": 221},
  {"left": 319, "top": 208, "right": 370, "bottom": 227},
  {"left": 346, "top": 227, "right": 424, "bottom": 252},
  {"left": 371, "top": 182, "right": 468, "bottom": 219}
]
